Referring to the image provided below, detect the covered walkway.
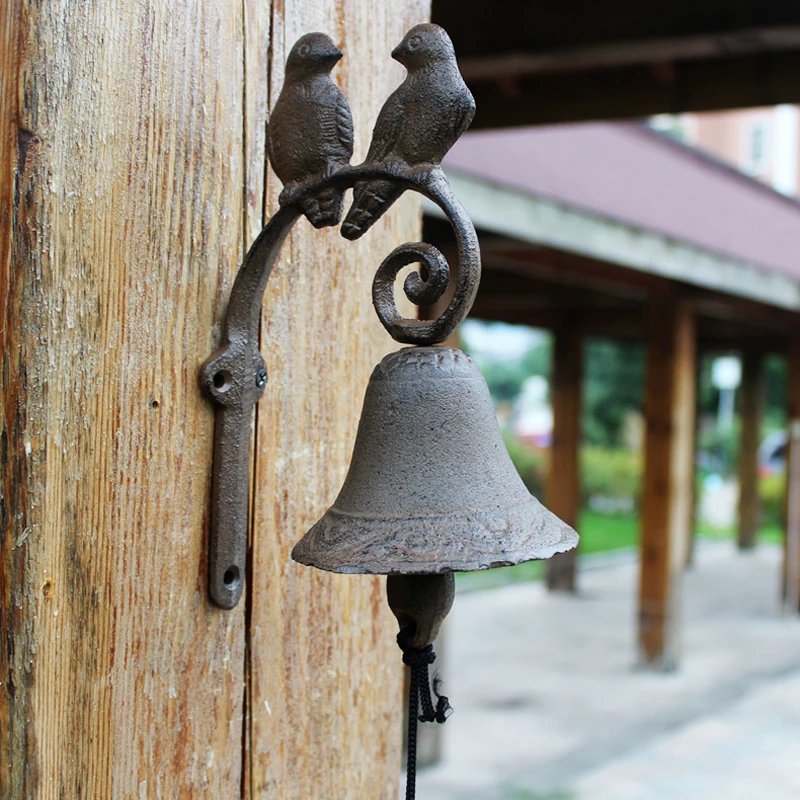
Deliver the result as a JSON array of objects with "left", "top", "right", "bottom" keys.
[
  {"left": 416, "top": 543, "right": 800, "bottom": 800},
  {"left": 420, "top": 121, "right": 800, "bottom": 669}
]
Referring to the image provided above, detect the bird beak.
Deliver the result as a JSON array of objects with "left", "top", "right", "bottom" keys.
[
  {"left": 391, "top": 43, "right": 404, "bottom": 62},
  {"left": 321, "top": 47, "right": 343, "bottom": 66}
]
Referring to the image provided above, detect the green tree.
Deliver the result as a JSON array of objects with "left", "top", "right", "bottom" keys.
[
  {"left": 471, "top": 329, "right": 551, "bottom": 404},
  {"left": 582, "top": 338, "right": 645, "bottom": 446}
]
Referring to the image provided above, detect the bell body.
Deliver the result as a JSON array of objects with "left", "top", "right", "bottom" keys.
[{"left": 292, "top": 346, "right": 578, "bottom": 574}]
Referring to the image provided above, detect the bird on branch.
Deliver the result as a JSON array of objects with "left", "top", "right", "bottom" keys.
[
  {"left": 341, "top": 24, "right": 475, "bottom": 241},
  {"left": 268, "top": 32, "right": 354, "bottom": 229}
]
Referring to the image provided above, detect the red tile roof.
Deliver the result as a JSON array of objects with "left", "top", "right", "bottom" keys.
[{"left": 444, "top": 122, "right": 800, "bottom": 278}]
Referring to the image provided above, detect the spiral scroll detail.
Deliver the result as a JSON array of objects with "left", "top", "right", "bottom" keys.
[{"left": 368, "top": 170, "right": 481, "bottom": 346}]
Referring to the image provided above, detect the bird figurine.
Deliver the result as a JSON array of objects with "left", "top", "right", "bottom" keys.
[
  {"left": 268, "top": 33, "right": 354, "bottom": 228},
  {"left": 341, "top": 24, "right": 475, "bottom": 241}
]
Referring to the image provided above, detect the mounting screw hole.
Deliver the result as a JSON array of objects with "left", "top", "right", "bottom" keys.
[
  {"left": 212, "top": 370, "right": 232, "bottom": 393},
  {"left": 223, "top": 566, "right": 240, "bottom": 589}
]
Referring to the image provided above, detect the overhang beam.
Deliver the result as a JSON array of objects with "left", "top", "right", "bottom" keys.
[
  {"left": 426, "top": 170, "right": 800, "bottom": 312},
  {"left": 460, "top": 26, "right": 800, "bottom": 81}
]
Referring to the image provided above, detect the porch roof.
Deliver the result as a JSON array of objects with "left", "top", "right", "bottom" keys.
[{"left": 433, "top": 123, "right": 800, "bottom": 312}]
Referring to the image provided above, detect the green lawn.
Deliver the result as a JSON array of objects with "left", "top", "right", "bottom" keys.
[
  {"left": 457, "top": 510, "right": 783, "bottom": 592},
  {"left": 696, "top": 520, "right": 782, "bottom": 544},
  {"left": 578, "top": 509, "right": 640, "bottom": 553}
]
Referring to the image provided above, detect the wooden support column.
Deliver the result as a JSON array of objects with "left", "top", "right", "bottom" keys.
[
  {"left": 783, "top": 337, "right": 800, "bottom": 612},
  {"left": 1, "top": 2, "right": 427, "bottom": 797},
  {"left": 685, "top": 355, "right": 701, "bottom": 568},
  {"left": 737, "top": 352, "right": 764, "bottom": 551},
  {"left": 638, "top": 295, "right": 696, "bottom": 670},
  {"left": 546, "top": 328, "right": 583, "bottom": 592}
]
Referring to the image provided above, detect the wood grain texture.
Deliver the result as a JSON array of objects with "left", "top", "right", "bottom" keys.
[
  {"left": 3, "top": 1, "right": 431, "bottom": 796},
  {"left": 247, "top": 2, "right": 429, "bottom": 798},
  {"left": 783, "top": 337, "right": 800, "bottom": 612},
  {"left": 737, "top": 351, "right": 763, "bottom": 551},
  {"left": 545, "top": 329, "right": 583, "bottom": 593},
  {"left": 638, "top": 296, "right": 696, "bottom": 670},
  {"left": 684, "top": 354, "right": 700, "bottom": 568},
  {"left": 1, "top": 1, "right": 248, "bottom": 796}
]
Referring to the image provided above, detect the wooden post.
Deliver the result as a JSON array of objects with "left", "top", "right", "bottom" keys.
[
  {"left": 546, "top": 328, "right": 583, "bottom": 592},
  {"left": 1, "top": 2, "right": 427, "bottom": 797},
  {"left": 784, "top": 337, "right": 800, "bottom": 612},
  {"left": 737, "top": 351, "right": 764, "bottom": 550},
  {"left": 685, "top": 355, "right": 701, "bottom": 568},
  {"left": 638, "top": 296, "right": 696, "bottom": 669}
]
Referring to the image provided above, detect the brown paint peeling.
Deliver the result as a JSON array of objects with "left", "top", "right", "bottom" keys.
[{"left": 16, "top": 128, "right": 35, "bottom": 177}]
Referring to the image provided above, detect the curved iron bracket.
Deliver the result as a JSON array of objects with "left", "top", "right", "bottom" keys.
[{"left": 200, "top": 26, "right": 480, "bottom": 608}]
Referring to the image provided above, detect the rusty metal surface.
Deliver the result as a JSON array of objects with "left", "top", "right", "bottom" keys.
[
  {"left": 292, "top": 347, "right": 578, "bottom": 575},
  {"left": 268, "top": 33, "right": 353, "bottom": 229},
  {"left": 201, "top": 25, "right": 481, "bottom": 608},
  {"left": 387, "top": 574, "right": 455, "bottom": 649},
  {"left": 341, "top": 24, "right": 476, "bottom": 240}
]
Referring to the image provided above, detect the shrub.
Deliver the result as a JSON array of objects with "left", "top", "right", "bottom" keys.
[
  {"left": 760, "top": 472, "right": 785, "bottom": 527},
  {"left": 504, "top": 435, "right": 642, "bottom": 512},
  {"left": 696, "top": 420, "right": 740, "bottom": 478},
  {"left": 580, "top": 446, "right": 641, "bottom": 510},
  {"left": 503, "top": 432, "right": 548, "bottom": 499}
]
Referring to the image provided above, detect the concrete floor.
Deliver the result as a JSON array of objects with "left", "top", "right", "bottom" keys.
[{"left": 414, "top": 542, "right": 800, "bottom": 800}]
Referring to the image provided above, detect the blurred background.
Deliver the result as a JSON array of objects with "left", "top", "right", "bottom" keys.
[
  {"left": 411, "top": 4, "right": 800, "bottom": 797},
  {"left": 458, "top": 318, "right": 786, "bottom": 587}
]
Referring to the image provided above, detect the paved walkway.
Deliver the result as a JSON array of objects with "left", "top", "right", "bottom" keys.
[{"left": 415, "top": 542, "right": 800, "bottom": 800}]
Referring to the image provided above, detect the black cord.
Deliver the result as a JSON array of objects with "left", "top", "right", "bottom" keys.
[{"left": 398, "top": 630, "right": 452, "bottom": 800}]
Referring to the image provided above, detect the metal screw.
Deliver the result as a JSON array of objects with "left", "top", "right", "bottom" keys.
[{"left": 255, "top": 368, "right": 268, "bottom": 388}]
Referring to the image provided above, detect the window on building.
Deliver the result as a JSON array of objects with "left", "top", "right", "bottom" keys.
[
  {"left": 648, "top": 113, "right": 690, "bottom": 142},
  {"left": 742, "top": 120, "right": 771, "bottom": 176}
]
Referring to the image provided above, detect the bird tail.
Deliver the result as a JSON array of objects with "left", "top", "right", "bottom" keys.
[
  {"left": 340, "top": 181, "right": 402, "bottom": 240},
  {"left": 301, "top": 187, "right": 345, "bottom": 229}
]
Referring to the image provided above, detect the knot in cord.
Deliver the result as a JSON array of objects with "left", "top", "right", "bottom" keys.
[
  {"left": 397, "top": 629, "right": 452, "bottom": 800},
  {"left": 401, "top": 643, "right": 435, "bottom": 669}
]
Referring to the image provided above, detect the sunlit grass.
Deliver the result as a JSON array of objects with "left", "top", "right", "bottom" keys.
[
  {"left": 457, "top": 510, "right": 634, "bottom": 591},
  {"left": 696, "top": 520, "right": 782, "bottom": 545}
]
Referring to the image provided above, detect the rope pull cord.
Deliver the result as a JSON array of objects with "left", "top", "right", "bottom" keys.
[{"left": 398, "top": 628, "right": 452, "bottom": 800}]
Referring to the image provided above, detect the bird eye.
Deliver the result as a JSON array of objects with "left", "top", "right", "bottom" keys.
[
  {"left": 298, "top": 43, "right": 311, "bottom": 57},
  {"left": 408, "top": 36, "right": 421, "bottom": 50}
]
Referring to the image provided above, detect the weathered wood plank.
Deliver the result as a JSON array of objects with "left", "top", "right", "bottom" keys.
[
  {"left": 546, "top": 328, "right": 583, "bottom": 593},
  {"left": 240, "top": 2, "right": 273, "bottom": 793},
  {"left": 0, "top": 0, "right": 25, "bottom": 792},
  {"left": 737, "top": 351, "right": 764, "bottom": 551},
  {"left": 685, "top": 355, "right": 701, "bottom": 568},
  {"left": 1, "top": 2, "right": 248, "bottom": 796},
  {"left": 784, "top": 337, "right": 800, "bottom": 612},
  {"left": 638, "top": 296, "right": 696, "bottom": 669},
  {"left": 247, "top": 3, "right": 429, "bottom": 797}
]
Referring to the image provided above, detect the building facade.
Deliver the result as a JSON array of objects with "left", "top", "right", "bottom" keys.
[{"left": 652, "top": 106, "right": 800, "bottom": 197}]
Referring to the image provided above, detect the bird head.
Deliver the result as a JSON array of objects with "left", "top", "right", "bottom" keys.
[
  {"left": 286, "top": 33, "right": 343, "bottom": 77},
  {"left": 391, "top": 24, "right": 455, "bottom": 70}
]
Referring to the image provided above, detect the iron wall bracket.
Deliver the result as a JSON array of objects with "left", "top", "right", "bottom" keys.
[{"left": 200, "top": 26, "right": 480, "bottom": 609}]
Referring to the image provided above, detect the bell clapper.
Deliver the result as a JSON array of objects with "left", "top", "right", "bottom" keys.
[
  {"left": 387, "top": 573, "right": 455, "bottom": 649},
  {"left": 388, "top": 573, "right": 455, "bottom": 800}
]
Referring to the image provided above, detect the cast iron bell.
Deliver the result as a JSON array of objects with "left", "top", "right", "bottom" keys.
[{"left": 292, "top": 346, "right": 578, "bottom": 575}]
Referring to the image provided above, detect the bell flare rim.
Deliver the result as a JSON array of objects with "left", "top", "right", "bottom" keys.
[{"left": 291, "top": 498, "right": 579, "bottom": 575}]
